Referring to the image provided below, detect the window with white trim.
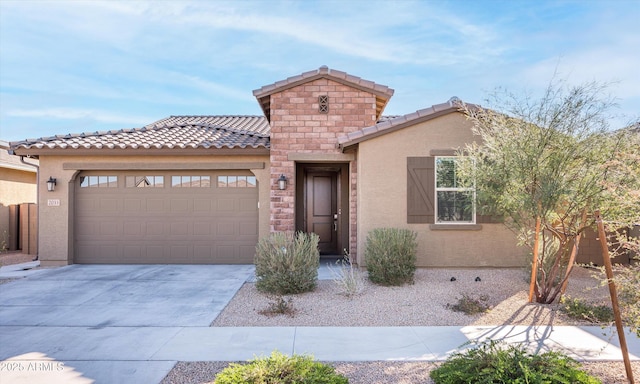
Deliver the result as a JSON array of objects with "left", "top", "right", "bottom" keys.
[
  {"left": 80, "top": 175, "right": 118, "bottom": 188},
  {"left": 125, "top": 176, "right": 164, "bottom": 188},
  {"left": 435, "top": 157, "right": 475, "bottom": 223}
]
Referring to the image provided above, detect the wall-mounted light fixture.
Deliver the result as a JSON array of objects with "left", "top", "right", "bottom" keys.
[
  {"left": 47, "top": 177, "right": 57, "bottom": 192},
  {"left": 277, "top": 174, "right": 287, "bottom": 190}
]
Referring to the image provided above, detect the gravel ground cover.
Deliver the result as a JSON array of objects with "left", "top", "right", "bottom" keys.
[{"left": 162, "top": 266, "right": 639, "bottom": 383}]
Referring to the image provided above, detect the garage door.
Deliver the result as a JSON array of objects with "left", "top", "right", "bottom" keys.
[{"left": 75, "top": 171, "right": 258, "bottom": 264}]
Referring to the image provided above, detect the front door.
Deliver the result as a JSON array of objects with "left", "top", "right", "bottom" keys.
[{"left": 305, "top": 170, "right": 339, "bottom": 255}]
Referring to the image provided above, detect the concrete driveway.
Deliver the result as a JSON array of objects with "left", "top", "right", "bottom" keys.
[{"left": 0, "top": 264, "right": 254, "bottom": 384}]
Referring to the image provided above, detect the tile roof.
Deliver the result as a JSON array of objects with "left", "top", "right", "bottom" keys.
[
  {"left": 147, "top": 115, "right": 270, "bottom": 135},
  {"left": 253, "top": 66, "right": 395, "bottom": 122},
  {"left": 338, "top": 97, "right": 472, "bottom": 149},
  {"left": 10, "top": 120, "right": 270, "bottom": 153}
]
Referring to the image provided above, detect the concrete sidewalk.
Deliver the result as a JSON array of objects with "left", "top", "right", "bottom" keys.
[
  {"left": 2, "top": 325, "right": 638, "bottom": 384},
  {"left": 1, "top": 262, "right": 639, "bottom": 384}
]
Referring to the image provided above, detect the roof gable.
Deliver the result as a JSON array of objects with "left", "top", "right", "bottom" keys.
[
  {"left": 253, "top": 66, "right": 394, "bottom": 122},
  {"left": 338, "top": 97, "right": 474, "bottom": 149}
]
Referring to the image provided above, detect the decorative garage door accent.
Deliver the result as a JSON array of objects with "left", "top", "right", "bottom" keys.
[{"left": 75, "top": 171, "right": 258, "bottom": 264}]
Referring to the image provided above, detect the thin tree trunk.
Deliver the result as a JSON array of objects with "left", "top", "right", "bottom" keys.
[{"left": 560, "top": 209, "right": 589, "bottom": 296}]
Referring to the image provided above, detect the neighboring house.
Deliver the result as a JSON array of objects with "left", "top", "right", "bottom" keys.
[
  {"left": 9, "top": 66, "right": 526, "bottom": 267},
  {"left": 0, "top": 140, "right": 38, "bottom": 254}
]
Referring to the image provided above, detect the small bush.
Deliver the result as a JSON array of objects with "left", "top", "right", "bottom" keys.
[
  {"left": 446, "top": 294, "right": 490, "bottom": 315},
  {"left": 365, "top": 228, "right": 417, "bottom": 286},
  {"left": 255, "top": 231, "right": 319, "bottom": 295},
  {"left": 214, "top": 351, "right": 348, "bottom": 384},
  {"left": 329, "top": 251, "right": 366, "bottom": 297},
  {"left": 560, "top": 296, "right": 614, "bottom": 324},
  {"left": 430, "top": 340, "right": 601, "bottom": 384},
  {"left": 258, "top": 295, "right": 296, "bottom": 317}
]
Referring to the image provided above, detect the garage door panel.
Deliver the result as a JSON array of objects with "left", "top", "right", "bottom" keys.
[
  {"left": 124, "top": 199, "right": 142, "bottom": 212},
  {"left": 239, "top": 221, "right": 258, "bottom": 236},
  {"left": 193, "top": 222, "right": 213, "bottom": 236},
  {"left": 145, "top": 199, "right": 165, "bottom": 213},
  {"left": 123, "top": 245, "right": 142, "bottom": 259},
  {"left": 170, "top": 245, "right": 189, "bottom": 259},
  {"left": 100, "top": 221, "right": 121, "bottom": 236},
  {"left": 216, "top": 222, "right": 235, "bottom": 237},
  {"left": 76, "top": 171, "right": 258, "bottom": 264},
  {"left": 193, "top": 199, "right": 212, "bottom": 212},
  {"left": 170, "top": 222, "right": 189, "bottom": 236},
  {"left": 123, "top": 222, "right": 142, "bottom": 236},
  {"left": 239, "top": 198, "right": 257, "bottom": 212},
  {"left": 170, "top": 199, "right": 190, "bottom": 213},
  {"left": 216, "top": 199, "right": 236, "bottom": 211}
]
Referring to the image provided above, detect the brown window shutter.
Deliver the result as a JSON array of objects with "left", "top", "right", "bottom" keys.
[{"left": 407, "top": 157, "right": 435, "bottom": 223}]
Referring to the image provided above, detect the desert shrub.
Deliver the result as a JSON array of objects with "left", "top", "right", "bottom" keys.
[
  {"left": 560, "top": 296, "right": 614, "bottom": 324},
  {"left": 365, "top": 228, "right": 417, "bottom": 286},
  {"left": 430, "top": 340, "right": 601, "bottom": 384},
  {"left": 614, "top": 263, "right": 640, "bottom": 337},
  {"left": 329, "top": 251, "right": 366, "bottom": 296},
  {"left": 214, "top": 351, "right": 348, "bottom": 384},
  {"left": 258, "top": 295, "right": 296, "bottom": 317},
  {"left": 255, "top": 231, "right": 319, "bottom": 295},
  {"left": 446, "top": 293, "right": 490, "bottom": 315}
]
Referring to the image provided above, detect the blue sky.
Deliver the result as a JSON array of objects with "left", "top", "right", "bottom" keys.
[{"left": 1, "top": 0, "right": 639, "bottom": 142}]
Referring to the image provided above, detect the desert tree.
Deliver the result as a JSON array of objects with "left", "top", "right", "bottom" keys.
[{"left": 457, "top": 79, "right": 639, "bottom": 304}]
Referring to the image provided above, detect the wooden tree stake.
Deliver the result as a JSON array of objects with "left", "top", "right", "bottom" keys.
[
  {"left": 595, "top": 210, "right": 634, "bottom": 384},
  {"left": 528, "top": 216, "right": 541, "bottom": 303}
]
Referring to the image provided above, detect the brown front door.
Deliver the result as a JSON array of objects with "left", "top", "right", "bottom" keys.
[{"left": 305, "top": 171, "right": 338, "bottom": 254}]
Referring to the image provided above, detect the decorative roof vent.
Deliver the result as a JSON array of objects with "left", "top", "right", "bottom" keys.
[{"left": 319, "top": 95, "right": 329, "bottom": 113}]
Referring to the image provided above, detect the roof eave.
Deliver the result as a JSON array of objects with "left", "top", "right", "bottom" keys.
[{"left": 10, "top": 146, "right": 271, "bottom": 157}]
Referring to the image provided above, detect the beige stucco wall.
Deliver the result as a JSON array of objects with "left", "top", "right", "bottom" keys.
[
  {"left": 36, "top": 153, "right": 270, "bottom": 266},
  {"left": 0, "top": 147, "right": 38, "bottom": 250},
  {"left": 356, "top": 112, "right": 527, "bottom": 267}
]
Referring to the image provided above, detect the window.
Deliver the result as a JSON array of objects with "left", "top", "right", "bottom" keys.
[
  {"left": 125, "top": 176, "right": 164, "bottom": 188},
  {"left": 80, "top": 175, "right": 118, "bottom": 188},
  {"left": 218, "top": 175, "right": 256, "bottom": 188},
  {"left": 171, "top": 176, "right": 211, "bottom": 188},
  {"left": 435, "top": 157, "right": 475, "bottom": 223}
]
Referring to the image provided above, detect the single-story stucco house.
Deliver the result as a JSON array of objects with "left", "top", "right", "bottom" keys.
[{"left": 8, "top": 66, "right": 527, "bottom": 267}]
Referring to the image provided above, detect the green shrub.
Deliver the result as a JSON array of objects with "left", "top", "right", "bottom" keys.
[
  {"left": 430, "top": 340, "right": 601, "bottom": 384},
  {"left": 255, "top": 231, "right": 319, "bottom": 295},
  {"left": 214, "top": 351, "right": 348, "bottom": 384},
  {"left": 365, "top": 228, "right": 417, "bottom": 286},
  {"left": 560, "top": 296, "right": 614, "bottom": 324}
]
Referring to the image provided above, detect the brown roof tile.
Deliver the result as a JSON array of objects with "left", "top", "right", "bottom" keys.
[
  {"left": 11, "top": 119, "right": 270, "bottom": 153},
  {"left": 147, "top": 115, "right": 270, "bottom": 135}
]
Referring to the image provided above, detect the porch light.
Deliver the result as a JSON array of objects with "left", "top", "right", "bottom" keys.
[
  {"left": 47, "top": 177, "right": 57, "bottom": 192},
  {"left": 277, "top": 174, "right": 287, "bottom": 190}
]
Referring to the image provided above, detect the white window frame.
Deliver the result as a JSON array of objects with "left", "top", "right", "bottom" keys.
[{"left": 435, "top": 156, "right": 476, "bottom": 224}]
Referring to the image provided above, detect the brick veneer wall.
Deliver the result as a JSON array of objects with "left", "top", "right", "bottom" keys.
[{"left": 269, "top": 78, "right": 377, "bottom": 257}]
